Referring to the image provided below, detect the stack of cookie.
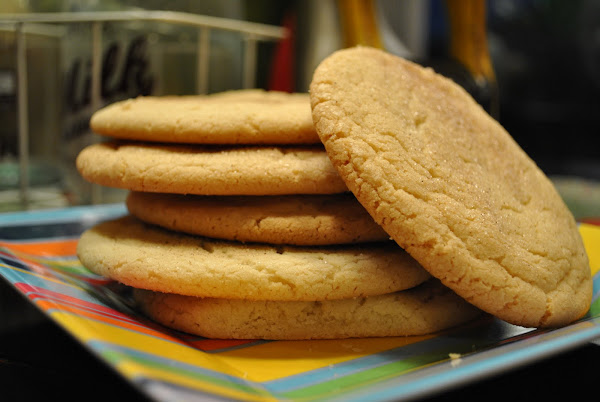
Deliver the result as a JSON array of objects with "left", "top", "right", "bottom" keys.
[{"left": 76, "top": 89, "right": 482, "bottom": 340}]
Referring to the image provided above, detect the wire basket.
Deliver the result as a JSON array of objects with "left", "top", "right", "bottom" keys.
[{"left": 0, "top": 10, "right": 286, "bottom": 210}]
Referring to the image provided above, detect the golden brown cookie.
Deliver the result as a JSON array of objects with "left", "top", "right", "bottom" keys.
[
  {"left": 90, "top": 90, "right": 319, "bottom": 144},
  {"left": 126, "top": 191, "right": 389, "bottom": 245},
  {"left": 310, "top": 46, "right": 591, "bottom": 328},
  {"left": 77, "top": 215, "right": 430, "bottom": 301},
  {"left": 76, "top": 141, "right": 348, "bottom": 195},
  {"left": 133, "top": 279, "right": 483, "bottom": 340}
]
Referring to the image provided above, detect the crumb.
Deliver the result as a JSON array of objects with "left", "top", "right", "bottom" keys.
[{"left": 449, "top": 353, "right": 462, "bottom": 367}]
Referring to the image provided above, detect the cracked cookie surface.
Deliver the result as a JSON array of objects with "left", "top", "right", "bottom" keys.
[
  {"left": 126, "top": 191, "right": 389, "bottom": 245},
  {"left": 90, "top": 89, "right": 319, "bottom": 144},
  {"left": 77, "top": 215, "right": 430, "bottom": 301},
  {"left": 310, "top": 46, "right": 591, "bottom": 328},
  {"left": 76, "top": 141, "right": 348, "bottom": 195},
  {"left": 133, "top": 279, "right": 482, "bottom": 340}
]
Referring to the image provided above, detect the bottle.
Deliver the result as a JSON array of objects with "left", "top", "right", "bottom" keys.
[{"left": 443, "top": 0, "right": 499, "bottom": 118}]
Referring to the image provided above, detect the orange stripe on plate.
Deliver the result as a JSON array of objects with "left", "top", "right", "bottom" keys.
[{"left": 0, "top": 239, "right": 79, "bottom": 256}]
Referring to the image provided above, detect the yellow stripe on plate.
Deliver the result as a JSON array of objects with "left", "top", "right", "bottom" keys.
[
  {"left": 216, "top": 335, "right": 433, "bottom": 382},
  {"left": 580, "top": 224, "right": 600, "bottom": 276},
  {"left": 50, "top": 309, "right": 432, "bottom": 383},
  {"left": 117, "top": 361, "right": 277, "bottom": 402},
  {"left": 49, "top": 311, "right": 245, "bottom": 378}
]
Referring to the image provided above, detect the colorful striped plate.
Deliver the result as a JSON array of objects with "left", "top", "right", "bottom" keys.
[{"left": 1, "top": 204, "right": 599, "bottom": 401}]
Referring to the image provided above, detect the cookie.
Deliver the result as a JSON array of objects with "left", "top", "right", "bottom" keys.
[
  {"left": 126, "top": 191, "right": 390, "bottom": 245},
  {"left": 310, "top": 46, "right": 591, "bottom": 328},
  {"left": 77, "top": 215, "right": 430, "bottom": 301},
  {"left": 76, "top": 141, "right": 348, "bottom": 195},
  {"left": 90, "top": 90, "right": 319, "bottom": 144},
  {"left": 133, "top": 279, "right": 483, "bottom": 340}
]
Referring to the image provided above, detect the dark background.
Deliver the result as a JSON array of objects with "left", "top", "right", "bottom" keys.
[{"left": 485, "top": 0, "right": 600, "bottom": 180}]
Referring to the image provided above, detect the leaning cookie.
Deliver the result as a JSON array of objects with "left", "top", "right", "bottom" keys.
[
  {"left": 310, "top": 46, "right": 591, "bottom": 328},
  {"left": 126, "top": 191, "right": 390, "bottom": 245},
  {"left": 77, "top": 215, "right": 430, "bottom": 301},
  {"left": 133, "top": 279, "right": 483, "bottom": 340},
  {"left": 76, "top": 141, "right": 348, "bottom": 195},
  {"left": 90, "top": 89, "right": 319, "bottom": 144}
]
